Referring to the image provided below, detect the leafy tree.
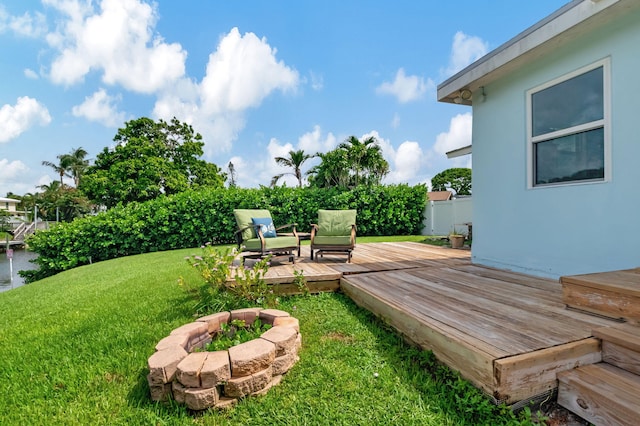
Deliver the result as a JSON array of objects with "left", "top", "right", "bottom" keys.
[
  {"left": 80, "top": 117, "right": 225, "bottom": 208},
  {"left": 307, "top": 149, "right": 351, "bottom": 188},
  {"left": 308, "top": 135, "right": 389, "bottom": 188},
  {"left": 338, "top": 135, "right": 389, "bottom": 186},
  {"left": 36, "top": 181, "right": 91, "bottom": 222},
  {"left": 431, "top": 167, "right": 472, "bottom": 195},
  {"left": 271, "top": 149, "right": 313, "bottom": 187}
]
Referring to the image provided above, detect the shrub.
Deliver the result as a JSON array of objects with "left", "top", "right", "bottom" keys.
[{"left": 21, "top": 184, "right": 427, "bottom": 282}]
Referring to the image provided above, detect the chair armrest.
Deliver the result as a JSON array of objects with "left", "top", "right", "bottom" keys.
[
  {"left": 275, "top": 223, "right": 298, "bottom": 235},
  {"left": 310, "top": 224, "right": 318, "bottom": 239},
  {"left": 234, "top": 224, "right": 263, "bottom": 246}
]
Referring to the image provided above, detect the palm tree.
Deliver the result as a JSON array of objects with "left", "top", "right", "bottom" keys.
[
  {"left": 307, "top": 150, "right": 350, "bottom": 188},
  {"left": 271, "top": 149, "right": 313, "bottom": 187},
  {"left": 338, "top": 136, "right": 389, "bottom": 186},
  {"left": 59, "top": 147, "right": 89, "bottom": 187},
  {"left": 43, "top": 147, "right": 89, "bottom": 187},
  {"left": 42, "top": 159, "right": 70, "bottom": 185},
  {"left": 227, "top": 161, "right": 237, "bottom": 188}
]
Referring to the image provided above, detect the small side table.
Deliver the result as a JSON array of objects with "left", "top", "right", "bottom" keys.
[{"left": 280, "top": 232, "right": 310, "bottom": 257}]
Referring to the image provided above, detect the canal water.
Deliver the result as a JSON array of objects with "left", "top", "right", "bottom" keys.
[{"left": 0, "top": 249, "right": 38, "bottom": 292}]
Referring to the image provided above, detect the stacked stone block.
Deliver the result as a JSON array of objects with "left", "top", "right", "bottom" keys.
[{"left": 147, "top": 308, "right": 301, "bottom": 410}]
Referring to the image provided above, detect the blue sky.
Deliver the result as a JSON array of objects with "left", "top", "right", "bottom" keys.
[{"left": 0, "top": 0, "right": 567, "bottom": 194}]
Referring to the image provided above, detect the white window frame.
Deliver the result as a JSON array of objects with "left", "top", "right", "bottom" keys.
[{"left": 526, "top": 58, "right": 611, "bottom": 189}]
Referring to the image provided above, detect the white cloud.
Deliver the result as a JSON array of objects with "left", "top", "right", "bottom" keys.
[
  {"left": 376, "top": 68, "right": 433, "bottom": 103},
  {"left": 231, "top": 125, "right": 336, "bottom": 188},
  {"left": 442, "top": 31, "right": 489, "bottom": 77},
  {"left": 386, "top": 141, "right": 425, "bottom": 184},
  {"left": 433, "top": 113, "right": 473, "bottom": 161},
  {"left": 0, "top": 159, "right": 28, "bottom": 183},
  {"left": 297, "top": 125, "right": 336, "bottom": 154},
  {"left": 308, "top": 71, "right": 324, "bottom": 91},
  {"left": 154, "top": 27, "right": 300, "bottom": 156},
  {"left": 38, "top": 174, "right": 53, "bottom": 187},
  {"left": 24, "top": 68, "right": 39, "bottom": 79},
  {"left": 0, "top": 6, "right": 47, "bottom": 38},
  {"left": 200, "top": 28, "right": 299, "bottom": 114},
  {"left": 71, "top": 88, "right": 126, "bottom": 127},
  {"left": 391, "top": 113, "right": 400, "bottom": 129},
  {"left": 0, "top": 96, "right": 52, "bottom": 143},
  {"left": 45, "top": 0, "right": 186, "bottom": 93},
  {"left": 361, "top": 130, "right": 425, "bottom": 185}
]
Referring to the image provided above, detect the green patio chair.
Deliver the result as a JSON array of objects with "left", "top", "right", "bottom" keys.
[
  {"left": 310, "top": 209, "right": 357, "bottom": 262},
  {"left": 233, "top": 209, "right": 299, "bottom": 263}
]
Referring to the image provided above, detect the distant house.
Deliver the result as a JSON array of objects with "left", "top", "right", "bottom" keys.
[
  {"left": 0, "top": 197, "right": 20, "bottom": 214},
  {"left": 437, "top": 0, "right": 640, "bottom": 278},
  {"left": 427, "top": 191, "right": 452, "bottom": 201}
]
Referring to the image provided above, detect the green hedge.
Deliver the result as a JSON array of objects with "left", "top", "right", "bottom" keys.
[{"left": 21, "top": 184, "right": 426, "bottom": 282}]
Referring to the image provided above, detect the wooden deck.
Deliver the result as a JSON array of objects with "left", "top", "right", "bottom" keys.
[{"left": 245, "top": 242, "right": 620, "bottom": 404}]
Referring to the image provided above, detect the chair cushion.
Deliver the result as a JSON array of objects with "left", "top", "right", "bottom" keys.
[
  {"left": 312, "top": 235, "right": 353, "bottom": 247},
  {"left": 317, "top": 209, "right": 356, "bottom": 236},
  {"left": 243, "top": 236, "right": 298, "bottom": 252},
  {"left": 252, "top": 217, "right": 276, "bottom": 238},
  {"left": 234, "top": 209, "right": 272, "bottom": 241}
]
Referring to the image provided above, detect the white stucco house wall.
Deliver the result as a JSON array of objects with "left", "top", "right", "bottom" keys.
[
  {"left": 437, "top": 0, "right": 640, "bottom": 278},
  {"left": 0, "top": 197, "right": 20, "bottom": 213}
]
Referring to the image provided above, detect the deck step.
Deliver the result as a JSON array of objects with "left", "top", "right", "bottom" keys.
[
  {"left": 557, "top": 363, "right": 640, "bottom": 426},
  {"left": 561, "top": 268, "right": 640, "bottom": 322},
  {"left": 593, "top": 323, "right": 640, "bottom": 376}
]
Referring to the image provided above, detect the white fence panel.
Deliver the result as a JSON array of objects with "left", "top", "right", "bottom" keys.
[{"left": 422, "top": 197, "right": 472, "bottom": 236}]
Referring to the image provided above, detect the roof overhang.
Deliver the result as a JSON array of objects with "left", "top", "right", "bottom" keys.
[
  {"left": 446, "top": 145, "right": 472, "bottom": 159},
  {"left": 437, "top": 0, "right": 640, "bottom": 105}
]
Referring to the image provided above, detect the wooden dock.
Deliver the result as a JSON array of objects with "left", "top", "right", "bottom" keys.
[{"left": 245, "top": 242, "right": 620, "bottom": 405}]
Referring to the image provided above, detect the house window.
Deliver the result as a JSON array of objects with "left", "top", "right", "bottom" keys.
[{"left": 528, "top": 59, "right": 609, "bottom": 187}]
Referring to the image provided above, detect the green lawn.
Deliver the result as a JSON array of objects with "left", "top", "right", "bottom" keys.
[{"left": 0, "top": 238, "right": 534, "bottom": 425}]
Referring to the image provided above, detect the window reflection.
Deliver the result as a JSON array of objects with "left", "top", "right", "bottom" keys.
[
  {"left": 534, "top": 128, "right": 604, "bottom": 185},
  {"left": 532, "top": 67, "right": 603, "bottom": 137}
]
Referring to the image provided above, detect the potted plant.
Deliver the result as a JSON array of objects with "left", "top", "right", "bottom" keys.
[{"left": 449, "top": 228, "right": 465, "bottom": 249}]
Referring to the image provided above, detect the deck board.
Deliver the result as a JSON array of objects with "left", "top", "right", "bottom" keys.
[{"left": 240, "top": 242, "right": 620, "bottom": 403}]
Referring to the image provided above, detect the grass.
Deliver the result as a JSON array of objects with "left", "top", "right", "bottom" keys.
[{"left": 0, "top": 238, "right": 534, "bottom": 425}]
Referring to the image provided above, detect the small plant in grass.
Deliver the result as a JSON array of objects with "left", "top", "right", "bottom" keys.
[
  {"left": 229, "top": 256, "right": 280, "bottom": 307},
  {"left": 180, "top": 244, "right": 282, "bottom": 312},
  {"left": 179, "top": 244, "right": 243, "bottom": 313},
  {"left": 204, "top": 318, "right": 272, "bottom": 352},
  {"left": 293, "top": 269, "right": 309, "bottom": 296}
]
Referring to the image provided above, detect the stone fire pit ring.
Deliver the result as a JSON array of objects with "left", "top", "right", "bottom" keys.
[{"left": 147, "top": 308, "right": 301, "bottom": 410}]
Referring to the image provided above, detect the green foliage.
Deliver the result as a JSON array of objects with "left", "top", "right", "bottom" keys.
[
  {"left": 271, "top": 149, "right": 314, "bottom": 188},
  {"left": 42, "top": 147, "right": 88, "bottom": 186},
  {"left": 293, "top": 268, "right": 310, "bottom": 296},
  {"left": 34, "top": 182, "right": 91, "bottom": 222},
  {"left": 307, "top": 148, "right": 351, "bottom": 188},
  {"left": 178, "top": 244, "right": 240, "bottom": 313},
  {"left": 205, "top": 318, "right": 272, "bottom": 352},
  {"left": 22, "top": 184, "right": 427, "bottom": 282},
  {"left": 0, "top": 210, "right": 10, "bottom": 234},
  {"left": 180, "top": 245, "right": 279, "bottom": 312},
  {"left": 413, "top": 350, "right": 514, "bottom": 424},
  {"left": 308, "top": 135, "right": 389, "bottom": 188},
  {"left": 431, "top": 167, "right": 472, "bottom": 195},
  {"left": 229, "top": 257, "right": 280, "bottom": 307},
  {"left": 80, "top": 117, "right": 225, "bottom": 207}
]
